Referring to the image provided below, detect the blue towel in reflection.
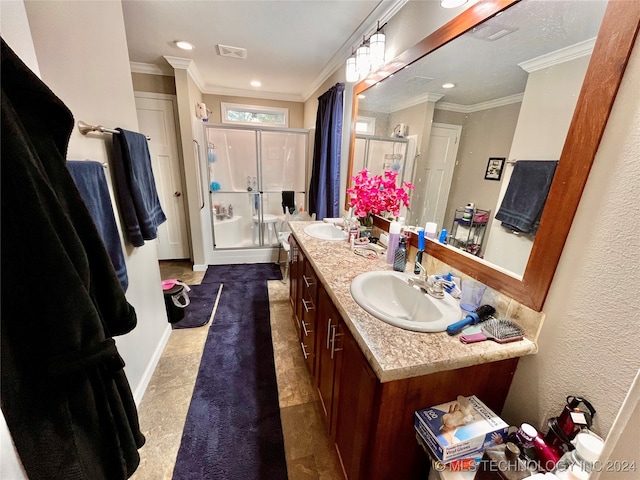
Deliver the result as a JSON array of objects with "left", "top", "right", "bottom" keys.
[
  {"left": 495, "top": 160, "right": 558, "bottom": 234},
  {"left": 112, "top": 128, "right": 166, "bottom": 247},
  {"left": 67, "top": 160, "right": 129, "bottom": 291}
]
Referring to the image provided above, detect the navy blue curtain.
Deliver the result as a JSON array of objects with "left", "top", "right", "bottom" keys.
[{"left": 309, "top": 83, "right": 344, "bottom": 220}]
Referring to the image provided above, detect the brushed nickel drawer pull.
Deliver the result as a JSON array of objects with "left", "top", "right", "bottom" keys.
[
  {"left": 301, "top": 342, "right": 309, "bottom": 360},
  {"left": 302, "top": 320, "right": 313, "bottom": 336},
  {"left": 302, "top": 298, "right": 315, "bottom": 312},
  {"left": 303, "top": 275, "right": 315, "bottom": 288},
  {"left": 330, "top": 325, "right": 344, "bottom": 359}
]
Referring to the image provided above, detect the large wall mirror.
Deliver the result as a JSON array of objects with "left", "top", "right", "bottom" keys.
[{"left": 347, "top": 0, "right": 640, "bottom": 311}]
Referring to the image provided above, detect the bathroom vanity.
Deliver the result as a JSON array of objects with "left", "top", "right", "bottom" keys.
[{"left": 288, "top": 221, "right": 538, "bottom": 480}]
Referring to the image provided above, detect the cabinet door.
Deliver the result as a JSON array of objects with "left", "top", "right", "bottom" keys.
[
  {"left": 334, "top": 328, "right": 377, "bottom": 480},
  {"left": 315, "top": 286, "right": 343, "bottom": 435}
]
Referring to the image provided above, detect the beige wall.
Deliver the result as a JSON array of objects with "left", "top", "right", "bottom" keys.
[
  {"left": 21, "top": 0, "right": 169, "bottom": 400},
  {"left": 436, "top": 102, "right": 522, "bottom": 238},
  {"left": 131, "top": 72, "right": 176, "bottom": 95}
]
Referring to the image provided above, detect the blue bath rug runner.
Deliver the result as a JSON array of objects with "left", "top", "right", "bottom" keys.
[
  {"left": 172, "top": 263, "right": 287, "bottom": 479},
  {"left": 171, "top": 263, "right": 282, "bottom": 329}
]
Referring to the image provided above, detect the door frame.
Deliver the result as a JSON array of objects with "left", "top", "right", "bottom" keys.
[{"left": 134, "top": 91, "right": 191, "bottom": 259}]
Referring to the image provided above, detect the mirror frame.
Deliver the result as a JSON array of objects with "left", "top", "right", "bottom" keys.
[{"left": 347, "top": 0, "right": 640, "bottom": 311}]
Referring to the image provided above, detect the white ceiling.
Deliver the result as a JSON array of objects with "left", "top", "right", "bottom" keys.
[{"left": 121, "top": 0, "right": 404, "bottom": 102}]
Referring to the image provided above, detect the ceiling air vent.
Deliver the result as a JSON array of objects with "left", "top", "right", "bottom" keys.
[
  {"left": 469, "top": 22, "right": 518, "bottom": 41},
  {"left": 405, "top": 76, "right": 434, "bottom": 86},
  {"left": 217, "top": 44, "right": 248, "bottom": 59}
]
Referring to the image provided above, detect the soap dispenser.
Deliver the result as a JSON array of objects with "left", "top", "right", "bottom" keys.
[
  {"left": 386, "top": 221, "right": 402, "bottom": 264},
  {"left": 393, "top": 236, "right": 408, "bottom": 272}
]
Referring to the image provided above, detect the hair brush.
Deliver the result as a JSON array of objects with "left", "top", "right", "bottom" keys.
[
  {"left": 446, "top": 304, "right": 496, "bottom": 336},
  {"left": 460, "top": 318, "right": 524, "bottom": 344}
]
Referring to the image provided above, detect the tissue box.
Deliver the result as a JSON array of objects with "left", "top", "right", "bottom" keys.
[{"left": 414, "top": 395, "right": 508, "bottom": 463}]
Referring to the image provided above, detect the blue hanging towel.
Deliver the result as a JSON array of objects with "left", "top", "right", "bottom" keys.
[
  {"left": 112, "top": 129, "right": 166, "bottom": 246},
  {"left": 67, "top": 160, "right": 129, "bottom": 291},
  {"left": 495, "top": 160, "right": 558, "bottom": 234}
]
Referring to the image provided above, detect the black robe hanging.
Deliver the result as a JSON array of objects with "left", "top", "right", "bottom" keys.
[{"left": 1, "top": 38, "right": 145, "bottom": 479}]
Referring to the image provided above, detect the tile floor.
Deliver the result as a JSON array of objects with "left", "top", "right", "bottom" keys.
[{"left": 130, "top": 261, "right": 343, "bottom": 480}]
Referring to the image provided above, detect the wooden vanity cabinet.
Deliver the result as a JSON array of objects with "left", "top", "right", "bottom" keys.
[{"left": 291, "top": 239, "right": 520, "bottom": 480}]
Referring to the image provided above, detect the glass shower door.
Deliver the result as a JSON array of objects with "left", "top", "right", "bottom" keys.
[
  {"left": 206, "top": 125, "right": 308, "bottom": 249},
  {"left": 207, "top": 127, "right": 259, "bottom": 248}
]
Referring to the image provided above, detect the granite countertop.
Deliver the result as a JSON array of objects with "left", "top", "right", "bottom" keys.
[{"left": 289, "top": 221, "right": 538, "bottom": 383}]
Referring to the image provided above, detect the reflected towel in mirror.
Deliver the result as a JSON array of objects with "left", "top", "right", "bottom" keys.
[{"left": 495, "top": 160, "right": 558, "bottom": 234}]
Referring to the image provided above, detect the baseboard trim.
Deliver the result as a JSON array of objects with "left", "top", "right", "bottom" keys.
[
  {"left": 132, "top": 323, "right": 172, "bottom": 406},
  {"left": 208, "top": 247, "right": 280, "bottom": 265}
]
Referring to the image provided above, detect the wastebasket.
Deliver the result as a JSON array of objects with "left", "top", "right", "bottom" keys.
[{"left": 162, "top": 279, "right": 191, "bottom": 323}]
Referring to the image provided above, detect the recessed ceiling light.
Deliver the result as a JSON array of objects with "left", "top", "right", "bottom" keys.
[
  {"left": 440, "top": 0, "right": 468, "bottom": 8},
  {"left": 442, "top": 82, "right": 456, "bottom": 89},
  {"left": 175, "top": 41, "right": 194, "bottom": 51},
  {"left": 250, "top": 80, "right": 261, "bottom": 87}
]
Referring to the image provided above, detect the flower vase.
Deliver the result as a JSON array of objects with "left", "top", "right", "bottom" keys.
[{"left": 358, "top": 214, "right": 374, "bottom": 238}]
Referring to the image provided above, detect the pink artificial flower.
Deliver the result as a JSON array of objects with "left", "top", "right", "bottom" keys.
[{"left": 346, "top": 169, "right": 414, "bottom": 218}]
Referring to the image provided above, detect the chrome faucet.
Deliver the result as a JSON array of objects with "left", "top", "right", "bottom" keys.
[{"left": 408, "top": 263, "right": 454, "bottom": 300}]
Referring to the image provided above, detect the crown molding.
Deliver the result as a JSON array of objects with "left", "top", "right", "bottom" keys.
[
  {"left": 436, "top": 92, "right": 524, "bottom": 113},
  {"left": 163, "top": 56, "right": 207, "bottom": 92},
  {"left": 387, "top": 92, "right": 444, "bottom": 113},
  {"left": 130, "top": 61, "right": 174, "bottom": 76},
  {"left": 198, "top": 84, "right": 304, "bottom": 102},
  {"left": 519, "top": 37, "right": 596, "bottom": 73}
]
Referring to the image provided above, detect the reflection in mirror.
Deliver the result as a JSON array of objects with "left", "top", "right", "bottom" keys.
[
  {"left": 352, "top": 134, "right": 417, "bottom": 190},
  {"left": 356, "top": 0, "right": 607, "bottom": 276}
]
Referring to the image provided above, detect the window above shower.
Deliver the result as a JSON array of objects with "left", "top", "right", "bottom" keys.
[{"left": 221, "top": 102, "right": 288, "bottom": 128}]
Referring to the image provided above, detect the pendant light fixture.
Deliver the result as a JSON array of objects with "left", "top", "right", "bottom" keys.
[
  {"left": 345, "top": 50, "right": 359, "bottom": 83},
  {"left": 369, "top": 22, "right": 386, "bottom": 70},
  {"left": 356, "top": 36, "right": 371, "bottom": 76},
  {"left": 345, "top": 21, "right": 388, "bottom": 82}
]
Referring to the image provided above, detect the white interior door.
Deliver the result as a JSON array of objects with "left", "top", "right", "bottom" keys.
[
  {"left": 135, "top": 93, "right": 190, "bottom": 259},
  {"left": 411, "top": 123, "right": 461, "bottom": 230}
]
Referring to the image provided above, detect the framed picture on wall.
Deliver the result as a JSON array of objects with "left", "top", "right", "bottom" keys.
[{"left": 484, "top": 157, "right": 505, "bottom": 181}]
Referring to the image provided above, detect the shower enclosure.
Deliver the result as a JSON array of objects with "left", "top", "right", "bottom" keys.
[
  {"left": 352, "top": 134, "right": 414, "bottom": 184},
  {"left": 204, "top": 124, "right": 308, "bottom": 250}
]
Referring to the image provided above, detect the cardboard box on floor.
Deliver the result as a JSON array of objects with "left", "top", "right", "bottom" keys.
[{"left": 415, "top": 395, "right": 508, "bottom": 464}]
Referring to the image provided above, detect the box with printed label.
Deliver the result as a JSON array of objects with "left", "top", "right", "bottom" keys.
[{"left": 414, "top": 395, "right": 508, "bottom": 463}]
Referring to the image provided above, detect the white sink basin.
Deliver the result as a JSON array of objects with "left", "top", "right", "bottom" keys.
[
  {"left": 350, "top": 271, "right": 461, "bottom": 332},
  {"left": 304, "top": 222, "right": 348, "bottom": 241}
]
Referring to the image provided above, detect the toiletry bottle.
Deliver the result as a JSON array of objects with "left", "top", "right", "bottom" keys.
[
  {"left": 463, "top": 202, "right": 474, "bottom": 221},
  {"left": 425, "top": 222, "right": 438, "bottom": 239},
  {"left": 386, "top": 221, "right": 402, "bottom": 264},
  {"left": 414, "top": 230, "right": 425, "bottom": 274},
  {"left": 515, "top": 423, "right": 561, "bottom": 472},
  {"left": 552, "top": 433, "right": 603, "bottom": 480},
  {"left": 474, "top": 442, "right": 531, "bottom": 480},
  {"left": 393, "top": 236, "right": 407, "bottom": 272}
]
